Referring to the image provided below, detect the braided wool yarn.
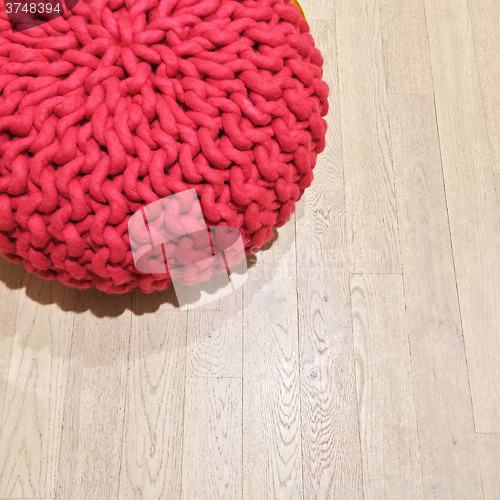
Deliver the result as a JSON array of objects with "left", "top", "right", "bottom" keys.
[{"left": 0, "top": 0, "right": 329, "bottom": 294}]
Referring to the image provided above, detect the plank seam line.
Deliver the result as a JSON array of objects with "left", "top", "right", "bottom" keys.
[{"left": 465, "top": 0, "right": 500, "bottom": 172}]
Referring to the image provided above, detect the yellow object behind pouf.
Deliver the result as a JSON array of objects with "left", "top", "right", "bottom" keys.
[{"left": 290, "top": 0, "right": 306, "bottom": 19}]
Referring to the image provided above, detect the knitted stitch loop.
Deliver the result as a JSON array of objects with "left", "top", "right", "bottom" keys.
[{"left": 0, "top": 0, "right": 329, "bottom": 293}]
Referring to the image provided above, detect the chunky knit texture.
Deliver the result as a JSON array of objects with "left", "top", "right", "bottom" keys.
[{"left": 0, "top": 0, "right": 329, "bottom": 294}]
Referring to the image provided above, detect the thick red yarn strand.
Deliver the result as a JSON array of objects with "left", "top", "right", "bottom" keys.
[{"left": 0, "top": 0, "right": 329, "bottom": 294}]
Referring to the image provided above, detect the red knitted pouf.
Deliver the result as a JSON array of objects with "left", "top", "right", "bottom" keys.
[{"left": 0, "top": 0, "right": 329, "bottom": 294}]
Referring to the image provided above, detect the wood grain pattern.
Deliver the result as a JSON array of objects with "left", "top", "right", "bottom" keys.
[
  {"left": 0, "top": 6, "right": 499, "bottom": 499},
  {"left": 379, "top": 0, "right": 433, "bottom": 94},
  {"left": 186, "top": 288, "right": 242, "bottom": 378},
  {"left": 56, "top": 290, "right": 133, "bottom": 500},
  {"left": 0, "top": 260, "right": 24, "bottom": 426},
  {"left": 476, "top": 434, "right": 500, "bottom": 489},
  {"left": 424, "top": 0, "right": 500, "bottom": 432},
  {"left": 388, "top": 94, "right": 482, "bottom": 492},
  {"left": 181, "top": 377, "right": 242, "bottom": 500},
  {"left": 118, "top": 287, "right": 187, "bottom": 500},
  {"left": 336, "top": 0, "right": 401, "bottom": 273},
  {"left": 298, "top": 0, "right": 334, "bottom": 21},
  {"left": 297, "top": 19, "right": 363, "bottom": 491},
  {"left": 468, "top": 0, "right": 500, "bottom": 173},
  {"left": 0, "top": 275, "right": 76, "bottom": 498},
  {"left": 350, "top": 274, "right": 421, "bottom": 490},
  {"left": 242, "top": 220, "right": 301, "bottom": 500}
]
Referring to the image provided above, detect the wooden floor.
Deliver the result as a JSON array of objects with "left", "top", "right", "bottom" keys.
[{"left": 1, "top": 0, "right": 499, "bottom": 498}]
